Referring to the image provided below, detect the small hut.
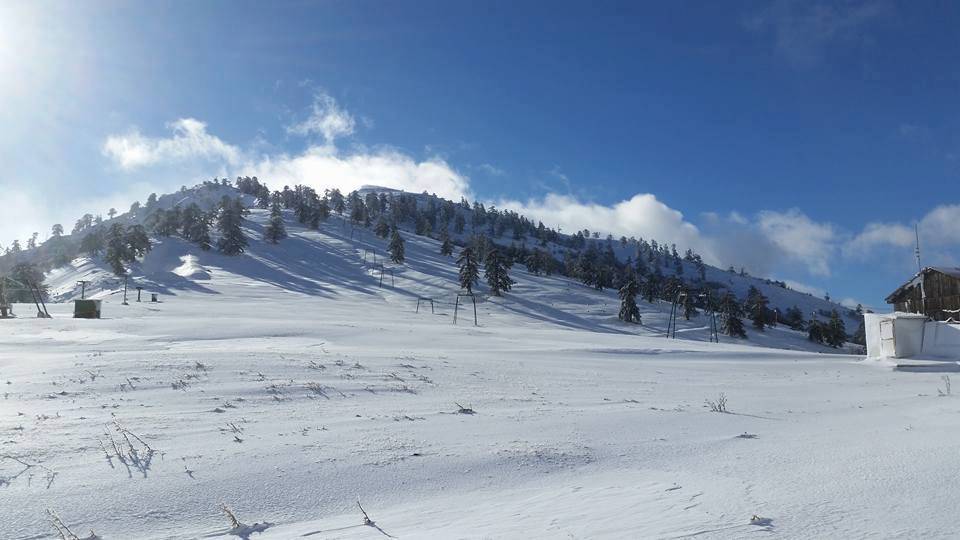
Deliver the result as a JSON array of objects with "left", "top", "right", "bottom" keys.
[{"left": 885, "top": 267, "right": 960, "bottom": 321}]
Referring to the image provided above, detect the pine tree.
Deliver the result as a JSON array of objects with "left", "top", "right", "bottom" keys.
[
  {"left": 374, "top": 219, "right": 390, "bottom": 239},
  {"left": 125, "top": 225, "right": 151, "bottom": 258},
  {"left": 388, "top": 228, "right": 405, "bottom": 264},
  {"left": 808, "top": 318, "right": 825, "bottom": 344},
  {"left": 484, "top": 247, "right": 514, "bottom": 296},
  {"left": 217, "top": 198, "right": 248, "bottom": 255},
  {"left": 826, "top": 310, "right": 846, "bottom": 348},
  {"left": 440, "top": 234, "right": 454, "bottom": 256},
  {"left": 103, "top": 223, "right": 151, "bottom": 276},
  {"left": 526, "top": 248, "right": 545, "bottom": 275},
  {"left": 746, "top": 286, "right": 769, "bottom": 331},
  {"left": 263, "top": 197, "right": 287, "bottom": 244},
  {"left": 618, "top": 279, "right": 641, "bottom": 323},
  {"left": 51, "top": 224, "right": 64, "bottom": 237},
  {"left": 457, "top": 246, "right": 479, "bottom": 293},
  {"left": 80, "top": 229, "right": 104, "bottom": 256},
  {"left": 104, "top": 223, "right": 129, "bottom": 275},
  {"left": 181, "top": 204, "right": 212, "bottom": 250},
  {"left": 720, "top": 292, "right": 747, "bottom": 338},
  {"left": 784, "top": 306, "right": 805, "bottom": 330}
]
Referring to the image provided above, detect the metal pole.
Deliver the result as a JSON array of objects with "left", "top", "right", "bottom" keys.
[
  {"left": 123, "top": 277, "right": 129, "bottom": 305},
  {"left": 472, "top": 295, "right": 478, "bottom": 326},
  {"left": 453, "top": 296, "right": 460, "bottom": 324}
]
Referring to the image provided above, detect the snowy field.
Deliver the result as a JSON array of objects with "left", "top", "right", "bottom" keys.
[{"left": 3, "top": 213, "right": 957, "bottom": 539}]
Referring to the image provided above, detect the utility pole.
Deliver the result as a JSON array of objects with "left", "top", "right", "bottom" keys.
[{"left": 77, "top": 280, "right": 89, "bottom": 300}]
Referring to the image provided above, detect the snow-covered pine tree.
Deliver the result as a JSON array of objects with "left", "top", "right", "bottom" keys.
[
  {"left": 457, "top": 246, "right": 479, "bottom": 293},
  {"left": 263, "top": 197, "right": 287, "bottom": 244},
  {"left": 217, "top": 198, "right": 248, "bottom": 255},
  {"left": 720, "top": 292, "right": 747, "bottom": 338},
  {"left": 440, "top": 233, "right": 454, "bottom": 256},
  {"left": 388, "top": 228, "right": 405, "bottom": 264},
  {"left": 484, "top": 247, "right": 514, "bottom": 296},
  {"left": 618, "top": 278, "right": 641, "bottom": 323}
]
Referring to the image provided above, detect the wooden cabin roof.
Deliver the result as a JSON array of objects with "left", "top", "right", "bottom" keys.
[{"left": 885, "top": 267, "right": 960, "bottom": 303}]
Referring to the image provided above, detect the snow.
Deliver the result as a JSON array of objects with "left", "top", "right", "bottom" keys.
[{"left": 1, "top": 207, "right": 952, "bottom": 539}]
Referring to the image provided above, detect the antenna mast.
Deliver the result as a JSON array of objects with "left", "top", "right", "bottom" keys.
[
  {"left": 915, "top": 223, "right": 922, "bottom": 273},
  {"left": 916, "top": 223, "right": 927, "bottom": 316}
]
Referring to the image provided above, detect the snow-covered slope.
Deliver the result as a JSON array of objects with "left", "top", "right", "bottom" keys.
[
  {"left": 2, "top": 206, "right": 956, "bottom": 539},
  {"left": 39, "top": 201, "right": 849, "bottom": 354}
]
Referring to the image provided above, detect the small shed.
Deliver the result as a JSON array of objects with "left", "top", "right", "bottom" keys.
[
  {"left": 864, "top": 312, "right": 928, "bottom": 359},
  {"left": 885, "top": 267, "right": 960, "bottom": 321},
  {"left": 74, "top": 299, "right": 102, "bottom": 319}
]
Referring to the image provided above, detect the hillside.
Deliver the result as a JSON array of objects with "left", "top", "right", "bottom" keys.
[
  {"left": 2, "top": 181, "right": 862, "bottom": 345},
  {"left": 10, "top": 183, "right": 853, "bottom": 354}
]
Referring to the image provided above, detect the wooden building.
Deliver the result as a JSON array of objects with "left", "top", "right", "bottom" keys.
[{"left": 885, "top": 267, "right": 960, "bottom": 321}]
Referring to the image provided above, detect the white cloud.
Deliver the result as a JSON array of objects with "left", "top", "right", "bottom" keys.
[
  {"left": 102, "top": 118, "right": 241, "bottom": 170},
  {"left": 286, "top": 91, "right": 356, "bottom": 145},
  {"left": 100, "top": 93, "right": 469, "bottom": 202},
  {"left": 844, "top": 221, "right": 914, "bottom": 257},
  {"left": 499, "top": 192, "right": 712, "bottom": 260},
  {"left": 251, "top": 145, "right": 471, "bottom": 202},
  {"left": 756, "top": 208, "right": 838, "bottom": 276},
  {"left": 919, "top": 204, "right": 960, "bottom": 246},
  {"left": 845, "top": 204, "right": 960, "bottom": 261}
]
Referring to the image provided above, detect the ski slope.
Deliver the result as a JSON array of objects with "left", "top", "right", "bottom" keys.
[{"left": 1, "top": 206, "right": 954, "bottom": 539}]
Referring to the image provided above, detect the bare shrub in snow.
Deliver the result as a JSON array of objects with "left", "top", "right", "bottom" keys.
[
  {"left": 97, "top": 422, "right": 156, "bottom": 477},
  {"left": 47, "top": 509, "right": 100, "bottom": 540},
  {"left": 0, "top": 454, "right": 57, "bottom": 488},
  {"left": 358, "top": 500, "right": 396, "bottom": 538},
  {"left": 939, "top": 375, "right": 951, "bottom": 397},
  {"left": 220, "top": 504, "right": 271, "bottom": 539},
  {"left": 705, "top": 393, "right": 728, "bottom": 413}
]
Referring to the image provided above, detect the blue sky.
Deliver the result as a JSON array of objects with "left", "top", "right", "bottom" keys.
[{"left": 2, "top": 0, "right": 959, "bottom": 309}]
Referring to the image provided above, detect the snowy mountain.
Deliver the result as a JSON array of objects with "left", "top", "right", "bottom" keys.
[
  {"left": 7, "top": 181, "right": 857, "bottom": 353},
  {"left": 4, "top": 181, "right": 861, "bottom": 335}
]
